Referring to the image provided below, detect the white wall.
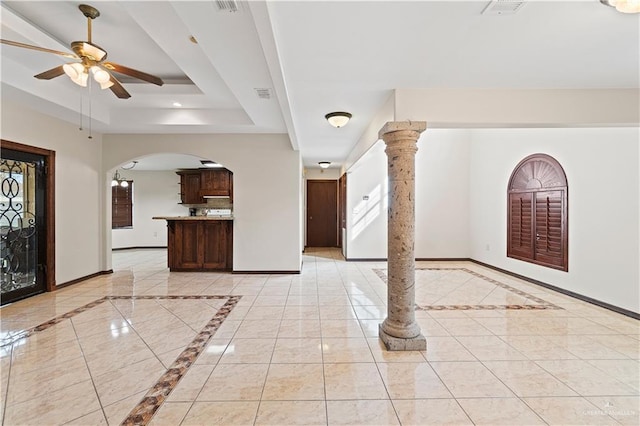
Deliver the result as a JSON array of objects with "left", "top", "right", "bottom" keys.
[
  {"left": 415, "top": 129, "right": 470, "bottom": 258},
  {"left": 345, "top": 129, "right": 471, "bottom": 259},
  {"left": 111, "top": 170, "right": 185, "bottom": 249},
  {"left": 396, "top": 88, "right": 640, "bottom": 127},
  {"left": 102, "top": 134, "right": 302, "bottom": 272},
  {"left": 344, "top": 92, "right": 395, "bottom": 171},
  {"left": 304, "top": 168, "right": 341, "bottom": 180},
  {"left": 469, "top": 128, "right": 639, "bottom": 313},
  {"left": 1, "top": 100, "right": 106, "bottom": 284},
  {"left": 345, "top": 140, "right": 388, "bottom": 258}
]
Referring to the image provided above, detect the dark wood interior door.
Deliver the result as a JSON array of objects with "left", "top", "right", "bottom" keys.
[{"left": 307, "top": 180, "right": 338, "bottom": 247}]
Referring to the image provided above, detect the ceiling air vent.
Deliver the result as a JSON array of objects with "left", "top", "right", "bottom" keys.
[
  {"left": 481, "top": 0, "right": 526, "bottom": 15},
  {"left": 254, "top": 88, "right": 271, "bottom": 100},
  {"left": 215, "top": 0, "right": 239, "bottom": 13}
]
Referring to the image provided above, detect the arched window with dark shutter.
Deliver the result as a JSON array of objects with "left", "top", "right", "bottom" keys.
[{"left": 507, "top": 154, "right": 568, "bottom": 271}]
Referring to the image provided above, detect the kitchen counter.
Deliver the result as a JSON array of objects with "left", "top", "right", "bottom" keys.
[
  {"left": 153, "top": 216, "right": 233, "bottom": 221},
  {"left": 155, "top": 217, "right": 233, "bottom": 271}
]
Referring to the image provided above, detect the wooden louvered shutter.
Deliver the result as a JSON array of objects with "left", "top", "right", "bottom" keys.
[
  {"left": 534, "top": 190, "right": 564, "bottom": 268},
  {"left": 112, "top": 182, "right": 133, "bottom": 229},
  {"left": 507, "top": 154, "right": 568, "bottom": 271},
  {"left": 508, "top": 192, "right": 534, "bottom": 259}
]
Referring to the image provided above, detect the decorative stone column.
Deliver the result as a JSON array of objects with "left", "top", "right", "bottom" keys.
[{"left": 379, "top": 121, "right": 427, "bottom": 351}]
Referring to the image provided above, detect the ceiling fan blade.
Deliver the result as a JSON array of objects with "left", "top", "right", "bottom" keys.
[
  {"left": 34, "top": 65, "right": 66, "bottom": 80},
  {"left": 1, "top": 39, "right": 78, "bottom": 59},
  {"left": 108, "top": 75, "right": 131, "bottom": 99},
  {"left": 103, "top": 62, "right": 164, "bottom": 86}
]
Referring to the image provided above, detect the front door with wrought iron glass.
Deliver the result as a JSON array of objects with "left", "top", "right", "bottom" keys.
[{"left": 1, "top": 148, "right": 47, "bottom": 305}]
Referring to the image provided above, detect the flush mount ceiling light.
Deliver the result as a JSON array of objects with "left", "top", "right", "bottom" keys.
[
  {"left": 318, "top": 161, "right": 331, "bottom": 169},
  {"left": 201, "top": 160, "right": 224, "bottom": 168},
  {"left": 600, "top": 0, "right": 640, "bottom": 13},
  {"left": 325, "top": 112, "right": 352, "bottom": 128}
]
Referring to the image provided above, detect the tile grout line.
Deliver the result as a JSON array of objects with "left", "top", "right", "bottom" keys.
[
  {"left": 1, "top": 341, "right": 14, "bottom": 425},
  {"left": 314, "top": 255, "right": 330, "bottom": 426},
  {"left": 252, "top": 276, "right": 290, "bottom": 425},
  {"left": 65, "top": 313, "right": 110, "bottom": 424}
]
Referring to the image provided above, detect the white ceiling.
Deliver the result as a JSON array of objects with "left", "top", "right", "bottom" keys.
[{"left": 1, "top": 0, "right": 638, "bottom": 170}]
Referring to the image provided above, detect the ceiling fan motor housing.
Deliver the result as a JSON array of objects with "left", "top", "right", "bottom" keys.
[{"left": 71, "top": 41, "right": 107, "bottom": 62}]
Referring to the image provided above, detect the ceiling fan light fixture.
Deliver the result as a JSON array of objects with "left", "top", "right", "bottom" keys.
[
  {"left": 1, "top": 3, "right": 163, "bottom": 99},
  {"left": 63, "top": 62, "right": 88, "bottom": 87},
  {"left": 600, "top": 0, "right": 640, "bottom": 13},
  {"left": 91, "top": 66, "right": 110, "bottom": 83},
  {"left": 99, "top": 80, "right": 114, "bottom": 90},
  {"left": 325, "top": 111, "right": 352, "bottom": 128}
]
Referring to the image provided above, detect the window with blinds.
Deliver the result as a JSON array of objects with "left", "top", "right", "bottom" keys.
[
  {"left": 112, "top": 182, "right": 133, "bottom": 229},
  {"left": 507, "top": 154, "right": 568, "bottom": 271}
]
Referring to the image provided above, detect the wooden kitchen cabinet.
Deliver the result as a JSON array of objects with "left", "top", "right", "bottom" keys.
[
  {"left": 177, "top": 169, "right": 233, "bottom": 204},
  {"left": 178, "top": 170, "right": 202, "bottom": 204},
  {"left": 167, "top": 219, "right": 233, "bottom": 271},
  {"left": 200, "top": 169, "right": 232, "bottom": 197}
]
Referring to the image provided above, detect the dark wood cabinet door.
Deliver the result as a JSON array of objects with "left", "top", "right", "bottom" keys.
[
  {"left": 174, "top": 221, "right": 201, "bottom": 269},
  {"left": 201, "top": 170, "right": 231, "bottom": 197},
  {"left": 201, "top": 221, "right": 232, "bottom": 270},
  {"left": 184, "top": 173, "right": 202, "bottom": 204}
]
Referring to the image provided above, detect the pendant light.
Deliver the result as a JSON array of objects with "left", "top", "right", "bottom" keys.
[
  {"left": 111, "top": 161, "right": 137, "bottom": 187},
  {"left": 111, "top": 170, "right": 129, "bottom": 187}
]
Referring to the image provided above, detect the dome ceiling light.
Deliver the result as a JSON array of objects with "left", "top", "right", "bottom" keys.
[{"left": 325, "top": 112, "right": 352, "bottom": 128}]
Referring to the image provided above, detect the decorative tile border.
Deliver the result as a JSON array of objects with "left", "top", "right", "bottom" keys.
[
  {"left": 1, "top": 297, "right": 110, "bottom": 347},
  {"left": 121, "top": 295, "right": 241, "bottom": 425},
  {"left": 1, "top": 295, "right": 241, "bottom": 426},
  {"left": 374, "top": 267, "right": 562, "bottom": 311}
]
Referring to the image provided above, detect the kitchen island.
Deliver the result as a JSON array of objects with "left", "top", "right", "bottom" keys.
[{"left": 153, "top": 216, "right": 233, "bottom": 271}]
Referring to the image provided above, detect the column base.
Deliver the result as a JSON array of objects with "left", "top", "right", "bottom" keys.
[{"left": 378, "top": 324, "right": 427, "bottom": 351}]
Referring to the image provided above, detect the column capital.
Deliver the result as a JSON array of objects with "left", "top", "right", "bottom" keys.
[{"left": 378, "top": 121, "right": 427, "bottom": 140}]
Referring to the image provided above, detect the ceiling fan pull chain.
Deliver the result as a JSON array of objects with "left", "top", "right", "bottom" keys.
[
  {"left": 88, "top": 78, "right": 93, "bottom": 139},
  {"left": 79, "top": 94, "right": 83, "bottom": 132}
]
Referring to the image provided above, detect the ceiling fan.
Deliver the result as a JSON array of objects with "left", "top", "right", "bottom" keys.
[{"left": 0, "top": 3, "right": 163, "bottom": 99}]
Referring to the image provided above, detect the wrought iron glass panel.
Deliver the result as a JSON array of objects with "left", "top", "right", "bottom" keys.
[{"left": 1, "top": 157, "right": 41, "bottom": 301}]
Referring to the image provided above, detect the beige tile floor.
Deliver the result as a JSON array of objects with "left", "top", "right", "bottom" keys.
[{"left": 0, "top": 247, "right": 638, "bottom": 425}]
